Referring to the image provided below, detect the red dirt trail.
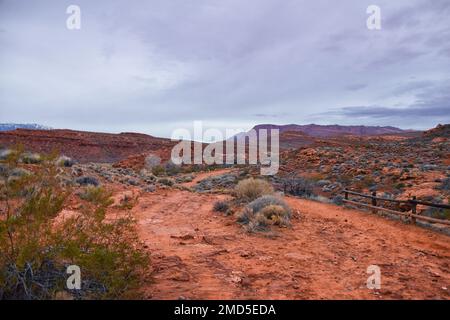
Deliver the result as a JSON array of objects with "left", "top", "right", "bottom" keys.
[{"left": 132, "top": 179, "right": 450, "bottom": 300}]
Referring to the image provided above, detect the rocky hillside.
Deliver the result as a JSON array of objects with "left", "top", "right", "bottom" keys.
[
  {"left": 252, "top": 123, "right": 417, "bottom": 137},
  {"left": 0, "top": 129, "right": 176, "bottom": 163},
  {"left": 423, "top": 124, "right": 450, "bottom": 138}
]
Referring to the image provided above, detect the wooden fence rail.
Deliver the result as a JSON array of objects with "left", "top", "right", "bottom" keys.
[{"left": 342, "top": 189, "right": 450, "bottom": 226}]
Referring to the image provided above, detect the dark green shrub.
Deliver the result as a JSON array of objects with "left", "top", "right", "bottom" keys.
[{"left": 0, "top": 150, "right": 148, "bottom": 300}]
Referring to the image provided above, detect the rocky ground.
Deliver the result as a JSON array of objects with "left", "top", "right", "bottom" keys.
[
  {"left": 1, "top": 124, "right": 449, "bottom": 299},
  {"left": 127, "top": 170, "right": 450, "bottom": 300},
  {"left": 50, "top": 163, "right": 448, "bottom": 299},
  {"left": 278, "top": 128, "right": 450, "bottom": 217}
]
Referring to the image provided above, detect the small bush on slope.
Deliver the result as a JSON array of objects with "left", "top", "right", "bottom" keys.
[
  {"left": 247, "top": 195, "right": 291, "bottom": 217},
  {"left": 0, "top": 149, "right": 148, "bottom": 299},
  {"left": 234, "top": 178, "right": 274, "bottom": 202},
  {"left": 259, "top": 205, "right": 290, "bottom": 227},
  {"left": 213, "top": 200, "right": 229, "bottom": 213},
  {"left": 78, "top": 186, "right": 113, "bottom": 206},
  {"left": 246, "top": 213, "right": 271, "bottom": 233},
  {"left": 236, "top": 195, "right": 292, "bottom": 232}
]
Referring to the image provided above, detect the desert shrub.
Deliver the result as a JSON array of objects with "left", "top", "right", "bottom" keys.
[
  {"left": 75, "top": 176, "right": 99, "bottom": 187},
  {"left": 234, "top": 178, "right": 274, "bottom": 202},
  {"left": 175, "top": 175, "right": 193, "bottom": 183},
  {"left": 281, "top": 176, "right": 313, "bottom": 197},
  {"left": 213, "top": 200, "right": 229, "bottom": 213},
  {"left": 117, "top": 193, "right": 138, "bottom": 210},
  {"left": 143, "top": 185, "right": 156, "bottom": 193},
  {"left": 21, "top": 152, "right": 42, "bottom": 164},
  {"left": 259, "top": 205, "right": 290, "bottom": 227},
  {"left": 0, "top": 164, "right": 7, "bottom": 176},
  {"left": 245, "top": 213, "right": 270, "bottom": 233},
  {"left": 144, "top": 154, "right": 161, "bottom": 170},
  {"left": 247, "top": 195, "right": 291, "bottom": 217},
  {"left": 236, "top": 207, "right": 253, "bottom": 225},
  {"left": 439, "top": 178, "right": 450, "bottom": 191},
  {"left": 0, "top": 149, "right": 12, "bottom": 161},
  {"left": 423, "top": 207, "right": 450, "bottom": 220},
  {"left": 0, "top": 150, "right": 148, "bottom": 299},
  {"left": 395, "top": 183, "right": 406, "bottom": 189},
  {"left": 237, "top": 196, "right": 292, "bottom": 232},
  {"left": 158, "top": 177, "right": 174, "bottom": 187},
  {"left": 56, "top": 156, "right": 75, "bottom": 167},
  {"left": 194, "top": 173, "right": 237, "bottom": 192},
  {"left": 165, "top": 160, "right": 181, "bottom": 176},
  {"left": 79, "top": 186, "right": 113, "bottom": 206},
  {"left": 151, "top": 165, "right": 166, "bottom": 176},
  {"left": 332, "top": 195, "right": 344, "bottom": 205}
]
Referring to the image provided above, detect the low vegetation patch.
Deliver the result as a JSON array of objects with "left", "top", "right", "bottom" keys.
[
  {"left": 236, "top": 194, "right": 292, "bottom": 232},
  {"left": 78, "top": 186, "right": 113, "bottom": 205},
  {"left": 0, "top": 149, "right": 148, "bottom": 300},
  {"left": 234, "top": 178, "right": 274, "bottom": 202},
  {"left": 158, "top": 177, "right": 174, "bottom": 187},
  {"left": 213, "top": 200, "right": 230, "bottom": 213}
]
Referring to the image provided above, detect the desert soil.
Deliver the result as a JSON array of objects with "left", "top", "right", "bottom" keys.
[{"left": 131, "top": 173, "right": 450, "bottom": 300}]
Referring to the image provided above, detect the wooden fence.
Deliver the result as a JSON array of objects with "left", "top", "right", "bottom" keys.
[{"left": 342, "top": 189, "right": 450, "bottom": 226}]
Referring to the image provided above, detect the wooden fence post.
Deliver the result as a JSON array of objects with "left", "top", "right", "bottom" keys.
[
  {"left": 411, "top": 196, "right": 417, "bottom": 224},
  {"left": 371, "top": 191, "right": 377, "bottom": 213}
]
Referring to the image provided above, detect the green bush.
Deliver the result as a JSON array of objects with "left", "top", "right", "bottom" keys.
[
  {"left": 0, "top": 149, "right": 148, "bottom": 300},
  {"left": 78, "top": 186, "right": 113, "bottom": 206}
]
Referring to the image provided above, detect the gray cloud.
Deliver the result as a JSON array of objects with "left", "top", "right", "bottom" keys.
[
  {"left": 323, "top": 82, "right": 450, "bottom": 128},
  {"left": 0, "top": 0, "right": 449, "bottom": 137},
  {"left": 338, "top": 105, "right": 449, "bottom": 119}
]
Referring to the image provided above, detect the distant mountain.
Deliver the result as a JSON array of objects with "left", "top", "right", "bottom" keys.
[
  {"left": 0, "top": 123, "right": 52, "bottom": 131},
  {"left": 423, "top": 124, "right": 450, "bottom": 138},
  {"left": 251, "top": 124, "right": 414, "bottom": 137}
]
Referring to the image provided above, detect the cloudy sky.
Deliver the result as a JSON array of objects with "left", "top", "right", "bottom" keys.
[{"left": 1, "top": 0, "right": 449, "bottom": 137}]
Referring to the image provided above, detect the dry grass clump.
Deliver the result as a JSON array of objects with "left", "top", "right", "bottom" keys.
[
  {"left": 234, "top": 178, "right": 274, "bottom": 202},
  {"left": 78, "top": 186, "right": 113, "bottom": 205},
  {"left": 236, "top": 195, "right": 291, "bottom": 232},
  {"left": 259, "top": 205, "right": 290, "bottom": 227},
  {"left": 247, "top": 195, "right": 291, "bottom": 216},
  {"left": 213, "top": 200, "right": 229, "bottom": 213}
]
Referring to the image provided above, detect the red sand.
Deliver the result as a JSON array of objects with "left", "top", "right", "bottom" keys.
[{"left": 132, "top": 188, "right": 449, "bottom": 300}]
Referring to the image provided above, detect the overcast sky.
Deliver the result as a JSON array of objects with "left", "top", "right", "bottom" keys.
[{"left": 1, "top": 0, "right": 449, "bottom": 137}]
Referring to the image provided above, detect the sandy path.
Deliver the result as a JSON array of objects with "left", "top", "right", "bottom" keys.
[
  {"left": 181, "top": 168, "right": 236, "bottom": 188},
  {"left": 132, "top": 189, "right": 450, "bottom": 300}
]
